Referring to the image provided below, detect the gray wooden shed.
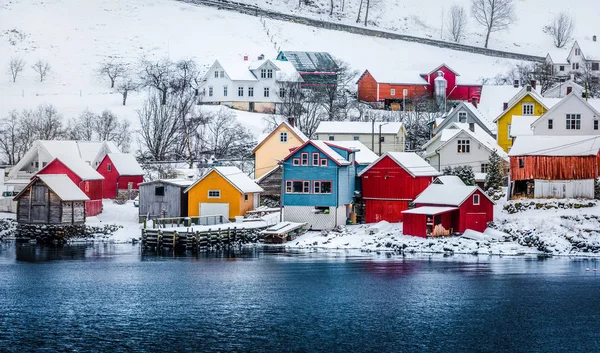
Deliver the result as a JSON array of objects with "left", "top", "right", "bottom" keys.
[
  {"left": 14, "top": 174, "right": 89, "bottom": 225},
  {"left": 138, "top": 179, "right": 192, "bottom": 220}
]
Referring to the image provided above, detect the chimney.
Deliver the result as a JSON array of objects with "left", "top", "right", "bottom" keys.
[
  {"left": 258, "top": 54, "right": 265, "bottom": 60},
  {"left": 530, "top": 80, "right": 537, "bottom": 90},
  {"left": 471, "top": 97, "right": 478, "bottom": 108},
  {"left": 243, "top": 54, "right": 248, "bottom": 61},
  {"left": 288, "top": 117, "right": 295, "bottom": 127},
  {"left": 526, "top": 85, "right": 532, "bottom": 92},
  {"left": 570, "top": 73, "right": 575, "bottom": 81},
  {"left": 567, "top": 86, "right": 573, "bottom": 95},
  {"left": 513, "top": 79, "right": 519, "bottom": 88},
  {"left": 594, "top": 35, "right": 597, "bottom": 42},
  {"left": 469, "top": 123, "right": 475, "bottom": 132},
  {"left": 503, "top": 102, "right": 508, "bottom": 110}
]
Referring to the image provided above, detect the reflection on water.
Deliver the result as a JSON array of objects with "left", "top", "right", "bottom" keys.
[{"left": 1, "top": 243, "right": 600, "bottom": 352}]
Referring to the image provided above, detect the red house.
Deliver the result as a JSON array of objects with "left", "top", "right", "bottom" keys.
[
  {"left": 358, "top": 152, "right": 440, "bottom": 223},
  {"left": 401, "top": 184, "right": 495, "bottom": 238},
  {"left": 96, "top": 153, "right": 144, "bottom": 199},
  {"left": 36, "top": 157, "right": 105, "bottom": 216},
  {"left": 421, "top": 64, "right": 482, "bottom": 101}
]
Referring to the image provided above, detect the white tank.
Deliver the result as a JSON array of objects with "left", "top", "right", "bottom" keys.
[{"left": 434, "top": 71, "right": 447, "bottom": 111}]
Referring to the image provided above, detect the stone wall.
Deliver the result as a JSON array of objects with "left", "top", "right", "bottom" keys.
[{"left": 16, "top": 223, "right": 121, "bottom": 243}]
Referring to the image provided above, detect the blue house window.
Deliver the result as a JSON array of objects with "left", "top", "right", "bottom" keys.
[
  {"left": 286, "top": 181, "right": 310, "bottom": 194},
  {"left": 320, "top": 159, "right": 328, "bottom": 167},
  {"left": 312, "top": 153, "right": 320, "bottom": 166},
  {"left": 301, "top": 153, "right": 309, "bottom": 166},
  {"left": 313, "top": 181, "right": 332, "bottom": 194},
  {"left": 292, "top": 158, "right": 300, "bottom": 166}
]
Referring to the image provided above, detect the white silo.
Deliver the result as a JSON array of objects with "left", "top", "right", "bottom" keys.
[{"left": 434, "top": 71, "right": 447, "bottom": 112}]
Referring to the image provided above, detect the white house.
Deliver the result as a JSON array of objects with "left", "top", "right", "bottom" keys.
[
  {"left": 422, "top": 122, "right": 508, "bottom": 174},
  {"left": 545, "top": 38, "right": 600, "bottom": 77},
  {"left": 315, "top": 121, "right": 406, "bottom": 155},
  {"left": 433, "top": 101, "right": 496, "bottom": 138},
  {"left": 199, "top": 55, "right": 302, "bottom": 113},
  {"left": 542, "top": 74, "right": 584, "bottom": 98}
]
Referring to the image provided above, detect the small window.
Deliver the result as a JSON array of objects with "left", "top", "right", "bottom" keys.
[
  {"left": 473, "top": 194, "right": 480, "bottom": 205},
  {"left": 312, "top": 153, "right": 320, "bottom": 166},
  {"left": 267, "top": 69, "right": 273, "bottom": 78},
  {"left": 280, "top": 87, "right": 285, "bottom": 98},
  {"left": 480, "top": 164, "right": 489, "bottom": 173},
  {"left": 248, "top": 87, "right": 254, "bottom": 97},
  {"left": 244, "top": 194, "right": 249, "bottom": 202},
  {"left": 209, "top": 87, "right": 213, "bottom": 97},
  {"left": 208, "top": 190, "right": 221, "bottom": 198},
  {"left": 458, "top": 111, "right": 467, "bottom": 123},
  {"left": 223, "top": 86, "right": 228, "bottom": 97},
  {"left": 42, "top": 162, "right": 47, "bottom": 167},
  {"left": 595, "top": 120, "right": 599, "bottom": 130},
  {"left": 35, "top": 161, "right": 39, "bottom": 168},
  {"left": 292, "top": 158, "right": 300, "bottom": 166},
  {"left": 566, "top": 114, "right": 581, "bottom": 130},
  {"left": 214, "top": 71, "right": 219, "bottom": 78},
  {"left": 320, "top": 159, "right": 328, "bottom": 166},
  {"left": 220, "top": 71, "right": 224, "bottom": 78},
  {"left": 301, "top": 153, "right": 309, "bottom": 166},
  {"left": 107, "top": 163, "right": 112, "bottom": 172},
  {"left": 155, "top": 186, "right": 165, "bottom": 196},
  {"left": 575, "top": 48, "right": 581, "bottom": 56},
  {"left": 548, "top": 119, "right": 553, "bottom": 129},
  {"left": 559, "top": 65, "right": 565, "bottom": 71},
  {"left": 522, "top": 103, "right": 534, "bottom": 115},
  {"left": 353, "top": 136, "right": 360, "bottom": 141},
  {"left": 390, "top": 88, "right": 396, "bottom": 96},
  {"left": 508, "top": 124, "right": 512, "bottom": 139},
  {"left": 261, "top": 69, "right": 267, "bottom": 78},
  {"left": 593, "top": 63, "right": 600, "bottom": 71},
  {"left": 518, "top": 158, "right": 524, "bottom": 168},
  {"left": 379, "top": 136, "right": 385, "bottom": 143},
  {"left": 303, "top": 181, "right": 310, "bottom": 193},
  {"left": 573, "top": 63, "right": 580, "bottom": 70},
  {"left": 264, "top": 87, "right": 270, "bottom": 97},
  {"left": 457, "top": 139, "right": 470, "bottom": 153},
  {"left": 280, "top": 132, "right": 288, "bottom": 142},
  {"left": 238, "top": 86, "right": 244, "bottom": 97},
  {"left": 314, "top": 206, "right": 329, "bottom": 214},
  {"left": 328, "top": 136, "right": 334, "bottom": 141}
]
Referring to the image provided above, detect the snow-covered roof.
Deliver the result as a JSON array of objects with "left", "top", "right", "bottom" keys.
[
  {"left": 273, "top": 60, "right": 303, "bottom": 82},
  {"left": 364, "top": 68, "right": 429, "bottom": 85},
  {"left": 478, "top": 85, "right": 522, "bottom": 123},
  {"left": 359, "top": 152, "right": 440, "bottom": 177},
  {"left": 253, "top": 121, "right": 308, "bottom": 153},
  {"left": 324, "top": 140, "right": 377, "bottom": 165},
  {"left": 543, "top": 79, "right": 584, "bottom": 98},
  {"left": 424, "top": 122, "right": 506, "bottom": 159},
  {"left": 139, "top": 179, "right": 193, "bottom": 187},
  {"left": 474, "top": 173, "right": 486, "bottom": 182},
  {"left": 215, "top": 59, "right": 258, "bottom": 81},
  {"left": 545, "top": 48, "right": 570, "bottom": 63},
  {"left": 462, "top": 102, "right": 496, "bottom": 133},
  {"left": 434, "top": 175, "right": 465, "bottom": 186},
  {"left": 413, "top": 184, "right": 489, "bottom": 206},
  {"left": 33, "top": 174, "right": 89, "bottom": 201},
  {"left": 532, "top": 93, "right": 600, "bottom": 129},
  {"left": 311, "top": 140, "right": 350, "bottom": 165},
  {"left": 185, "top": 166, "right": 263, "bottom": 194},
  {"left": 106, "top": 153, "right": 144, "bottom": 176},
  {"left": 38, "top": 140, "right": 119, "bottom": 164},
  {"left": 508, "top": 136, "right": 600, "bottom": 157},
  {"left": 577, "top": 39, "right": 600, "bottom": 61},
  {"left": 316, "top": 121, "right": 404, "bottom": 135},
  {"left": 402, "top": 206, "right": 458, "bottom": 215},
  {"left": 509, "top": 116, "right": 536, "bottom": 137},
  {"left": 40, "top": 156, "right": 104, "bottom": 181}
]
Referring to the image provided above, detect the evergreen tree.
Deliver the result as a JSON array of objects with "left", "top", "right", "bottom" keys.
[
  {"left": 442, "top": 166, "right": 454, "bottom": 175},
  {"left": 454, "top": 165, "right": 476, "bottom": 186},
  {"left": 484, "top": 150, "right": 505, "bottom": 190}
]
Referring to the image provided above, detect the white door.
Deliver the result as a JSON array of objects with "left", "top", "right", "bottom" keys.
[{"left": 200, "top": 202, "right": 229, "bottom": 218}]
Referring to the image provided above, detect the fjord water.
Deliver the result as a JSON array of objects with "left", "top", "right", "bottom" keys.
[{"left": 0, "top": 244, "right": 599, "bottom": 352}]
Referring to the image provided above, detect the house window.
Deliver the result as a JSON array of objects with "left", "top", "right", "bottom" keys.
[
  {"left": 248, "top": 87, "right": 254, "bottom": 97},
  {"left": 286, "top": 181, "right": 309, "bottom": 194},
  {"left": 473, "top": 194, "right": 480, "bottom": 205},
  {"left": 238, "top": 86, "right": 244, "bottom": 97},
  {"left": 280, "top": 87, "right": 285, "bottom": 98},
  {"left": 264, "top": 87, "right": 270, "bottom": 97},
  {"left": 593, "top": 63, "right": 600, "bottom": 71},
  {"left": 292, "top": 158, "right": 300, "bottom": 166},
  {"left": 209, "top": 87, "right": 213, "bottom": 97},
  {"left": 560, "top": 65, "right": 565, "bottom": 71},
  {"left": 458, "top": 111, "right": 467, "bottom": 123},
  {"left": 566, "top": 114, "right": 581, "bottom": 129},
  {"left": 244, "top": 194, "right": 249, "bottom": 202},
  {"left": 267, "top": 69, "right": 273, "bottom": 78},
  {"left": 595, "top": 120, "right": 599, "bottom": 130},
  {"left": 280, "top": 132, "right": 288, "bottom": 142},
  {"left": 575, "top": 48, "right": 581, "bottom": 56},
  {"left": 390, "top": 88, "right": 396, "bottom": 96},
  {"left": 507, "top": 124, "right": 512, "bottom": 139},
  {"left": 35, "top": 161, "right": 39, "bottom": 168},
  {"left": 457, "top": 139, "right": 470, "bottom": 153},
  {"left": 320, "top": 159, "right": 328, "bottom": 166},
  {"left": 208, "top": 190, "right": 221, "bottom": 198},
  {"left": 214, "top": 71, "right": 219, "bottom": 78},
  {"left": 314, "top": 181, "right": 332, "bottom": 194},
  {"left": 480, "top": 164, "right": 489, "bottom": 173},
  {"left": 518, "top": 158, "right": 524, "bottom": 168},
  {"left": 379, "top": 136, "right": 385, "bottom": 143},
  {"left": 155, "top": 186, "right": 165, "bottom": 196},
  {"left": 548, "top": 119, "right": 553, "bottom": 129},
  {"left": 301, "top": 153, "right": 309, "bottom": 166},
  {"left": 312, "top": 153, "right": 320, "bottom": 166},
  {"left": 219, "top": 71, "right": 224, "bottom": 78},
  {"left": 107, "top": 163, "right": 112, "bottom": 172},
  {"left": 353, "top": 136, "right": 360, "bottom": 141},
  {"left": 261, "top": 69, "right": 267, "bottom": 78},
  {"left": 223, "top": 86, "right": 228, "bottom": 97},
  {"left": 303, "top": 181, "right": 310, "bottom": 193},
  {"left": 522, "top": 103, "right": 534, "bottom": 115},
  {"left": 328, "top": 136, "right": 335, "bottom": 141},
  {"left": 573, "top": 63, "right": 580, "bottom": 70}
]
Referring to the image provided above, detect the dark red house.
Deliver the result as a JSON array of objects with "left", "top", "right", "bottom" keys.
[
  {"left": 401, "top": 184, "right": 494, "bottom": 238},
  {"left": 96, "top": 153, "right": 144, "bottom": 199},
  {"left": 421, "top": 64, "right": 482, "bottom": 101},
  {"left": 36, "top": 157, "right": 105, "bottom": 216},
  {"left": 358, "top": 152, "right": 440, "bottom": 223}
]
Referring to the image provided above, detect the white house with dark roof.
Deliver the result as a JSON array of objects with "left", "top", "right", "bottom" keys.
[
  {"left": 433, "top": 101, "right": 496, "bottom": 138},
  {"left": 315, "top": 121, "right": 406, "bottom": 154}
]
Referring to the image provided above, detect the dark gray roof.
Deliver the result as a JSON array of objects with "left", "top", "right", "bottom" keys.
[{"left": 277, "top": 51, "right": 338, "bottom": 72}]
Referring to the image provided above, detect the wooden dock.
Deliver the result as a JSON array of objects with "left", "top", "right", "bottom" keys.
[{"left": 141, "top": 226, "right": 264, "bottom": 252}]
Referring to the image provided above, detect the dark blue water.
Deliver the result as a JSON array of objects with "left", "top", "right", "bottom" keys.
[{"left": 1, "top": 243, "right": 599, "bottom": 352}]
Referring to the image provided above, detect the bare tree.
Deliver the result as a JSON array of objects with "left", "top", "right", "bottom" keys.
[
  {"left": 356, "top": 0, "right": 363, "bottom": 23},
  {"left": 137, "top": 94, "right": 182, "bottom": 161},
  {"left": 0, "top": 110, "right": 22, "bottom": 164},
  {"left": 471, "top": 0, "right": 515, "bottom": 48},
  {"left": 8, "top": 57, "right": 25, "bottom": 83},
  {"left": 543, "top": 12, "right": 575, "bottom": 48},
  {"left": 117, "top": 76, "right": 138, "bottom": 106},
  {"left": 139, "top": 58, "right": 174, "bottom": 105},
  {"left": 446, "top": 5, "right": 468, "bottom": 43},
  {"left": 65, "top": 109, "right": 96, "bottom": 141},
  {"left": 99, "top": 60, "right": 126, "bottom": 88},
  {"left": 204, "top": 108, "right": 254, "bottom": 159},
  {"left": 31, "top": 59, "right": 51, "bottom": 82},
  {"left": 330, "top": 0, "right": 334, "bottom": 15}
]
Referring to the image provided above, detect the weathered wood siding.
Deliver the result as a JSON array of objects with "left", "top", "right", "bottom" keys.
[
  {"left": 139, "top": 182, "right": 187, "bottom": 219},
  {"left": 258, "top": 166, "right": 282, "bottom": 197},
  {"left": 62, "top": 202, "right": 73, "bottom": 223},
  {"left": 510, "top": 155, "right": 599, "bottom": 181}
]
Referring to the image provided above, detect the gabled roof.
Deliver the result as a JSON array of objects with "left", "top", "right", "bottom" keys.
[
  {"left": 478, "top": 85, "right": 523, "bottom": 123},
  {"left": 105, "top": 153, "right": 144, "bottom": 176},
  {"left": 316, "top": 121, "right": 405, "bottom": 135},
  {"left": 277, "top": 51, "right": 338, "bottom": 72},
  {"left": 15, "top": 174, "right": 89, "bottom": 202},
  {"left": 214, "top": 59, "right": 258, "bottom": 81},
  {"left": 421, "top": 63, "right": 460, "bottom": 77},
  {"left": 184, "top": 166, "right": 263, "bottom": 194},
  {"left": 281, "top": 140, "right": 351, "bottom": 166},
  {"left": 575, "top": 39, "right": 600, "bottom": 61},
  {"left": 434, "top": 102, "right": 495, "bottom": 135},
  {"left": 422, "top": 123, "right": 508, "bottom": 160},
  {"left": 358, "top": 152, "right": 440, "bottom": 177},
  {"left": 543, "top": 78, "right": 584, "bottom": 98},
  {"left": 508, "top": 136, "right": 600, "bottom": 157},
  {"left": 139, "top": 179, "right": 193, "bottom": 187},
  {"left": 38, "top": 157, "right": 104, "bottom": 181},
  {"left": 433, "top": 175, "right": 465, "bottom": 186},
  {"left": 360, "top": 69, "right": 429, "bottom": 85},
  {"left": 492, "top": 86, "right": 559, "bottom": 123},
  {"left": 413, "top": 184, "right": 494, "bottom": 206},
  {"left": 255, "top": 165, "right": 281, "bottom": 184},
  {"left": 273, "top": 60, "right": 303, "bottom": 82},
  {"left": 323, "top": 140, "right": 378, "bottom": 165},
  {"left": 531, "top": 92, "right": 600, "bottom": 128},
  {"left": 253, "top": 121, "right": 309, "bottom": 153}
]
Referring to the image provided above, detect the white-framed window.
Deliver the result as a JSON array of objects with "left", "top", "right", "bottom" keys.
[
  {"left": 209, "top": 87, "right": 213, "bottom": 97},
  {"left": 267, "top": 69, "right": 273, "bottom": 78},
  {"left": 595, "top": 120, "right": 599, "bottom": 130},
  {"left": 264, "top": 87, "right": 270, "bottom": 97},
  {"left": 379, "top": 136, "right": 385, "bottom": 143},
  {"left": 208, "top": 190, "right": 221, "bottom": 198},
  {"left": 312, "top": 153, "right": 320, "bottom": 166},
  {"left": 508, "top": 124, "right": 512, "bottom": 139},
  {"left": 480, "top": 164, "right": 489, "bottom": 173},
  {"left": 238, "top": 86, "right": 244, "bottom": 97},
  {"left": 473, "top": 194, "right": 480, "bottom": 205},
  {"left": 301, "top": 153, "right": 309, "bottom": 166},
  {"left": 248, "top": 87, "right": 254, "bottom": 97},
  {"left": 261, "top": 69, "right": 267, "bottom": 78},
  {"left": 328, "top": 136, "right": 335, "bottom": 141},
  {"left": 353, "top": 136, "right": 360, "bottom": 141},
  {"left": 458, "top": 111, "right": 467, "bottom": 123},
  {"left": 573, "top": 63, "right": 580, "bottom": 70},
  {"left": 548, "top": 119, "right": 553, "bottom": 129},
  {"left": 560, "top": 65, "right": 565, "bottom": 71},
  {"left": 522, "top": 103, "right": 534, "bottom": 115},
  {"left": 457, "top": 139, "right": 470, "bottom": 153},
  {"left": 314, "top": 181, "right": 332, "bottom": 194},
  {"left": 279, "top": 87, "right": 285, "bottom": 98},
  {"left": 219, "top": 71, "right": 224, "bottom": 78},
  {"left": 107, "top": 163, "right": 112, "bottom": 172},
  {"left": 593, "top": 63, "right": 600, "bottom": 71},
  {"left": 292, "top": 158, "right": 300, "bottom": 166},
  {"left": 286, "top": 181, "right": 307, "bottom": 194},
  {"left": 566, "top": 114, "right": 581, "bottom": 129},
  {"left": 320, "top": 159, "right": 328, "bottom": 167},
  {"left": 390, "top": 88, "right": 396, "bottom": 96},
  {"left": 280, "top": 132, "right": 288, "bottom": 142},
  {"left": 575, "top": 48, "right": 581, "bottom": 56},
  {"left": 223, "top": 86, "right": 228, "bottom": 97},
  {"left": 303, "top": 181, "right": 310, "bottom": 193},
  {"left": 214, "top": 71, "right": 219, "bottom": 78}
]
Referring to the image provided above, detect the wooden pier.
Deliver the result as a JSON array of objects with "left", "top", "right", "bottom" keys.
[{"left": 141, "top": 227, "right": 264, "bottom": 252}]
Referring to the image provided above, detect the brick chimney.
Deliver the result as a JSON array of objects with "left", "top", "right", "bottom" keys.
[
  {"left": 503, "top": 102, "right": 508, "bottom": 110},
  {"left": 288, "top": 117, "right": 296, "bottom": 127},
  {"left": 469, "top": 123, "right": 475, "bottom": 132},
  {"left": 243, "top": 54, "right": 248, "bottom": 61},
  {"left": 530, "top": 80, "right": 537, "bottom": 90},
  {"left": 567, "top": 86, "right": 573, "bottom": 95},
  {"left": 471, "top": 97, "right": 478, "bottom": 108},
  {"left": 594, "top": 35, "right": 597, "bottom": 42}
]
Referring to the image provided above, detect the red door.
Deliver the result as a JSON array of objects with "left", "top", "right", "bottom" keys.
[
  {"left": 365, "top": 200, "right": 408, "bottom": 223},
  {"left": 465, "top": 213, "right": 488, "bottom": 232}
]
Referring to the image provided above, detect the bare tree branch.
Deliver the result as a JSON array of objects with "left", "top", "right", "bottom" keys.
[
  {"left": 31, "top": 59, "right": 51, "bottom": 82},
  {"left": 471, "top": 0, "right": 515, "bottom": 48},
  {"left": 543, "top": 12, "right": 575, "bottom": 48},
  {"left": 8, "top": 57, "right": 25, "bottom": 83},
  {"left": 446, "top": 5, "right": 468, "bottom": 43}
]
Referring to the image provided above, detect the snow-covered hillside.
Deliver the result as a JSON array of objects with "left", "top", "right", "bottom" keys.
[
  {"left": 239, "top": 0, "right": 598, "bottom": 56},
  {"left": 0, "top": 0, "right": 526, "bottom": 142}
]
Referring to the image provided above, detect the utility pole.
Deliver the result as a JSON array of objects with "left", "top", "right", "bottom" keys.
[{"left": 371, "top": 119, "right": 375, "bottom": 152}]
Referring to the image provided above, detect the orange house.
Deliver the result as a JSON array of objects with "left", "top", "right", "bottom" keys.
[
  {"left": 357, "top": 69, "right": 430, "bottom": 109},
  {"left": 184, "top": 166, "right": 264, "bottom": 220}
]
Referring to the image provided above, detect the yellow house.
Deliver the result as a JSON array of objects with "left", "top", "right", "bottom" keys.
[
  {"left": 185, "top": 166, "right": 264, "bottom": 220},
  {"left": 493, "top": 87, "right": 553, "bottom": 153},
  {"left": 253, "top": 121, "right": 308, "bottom": 179}
]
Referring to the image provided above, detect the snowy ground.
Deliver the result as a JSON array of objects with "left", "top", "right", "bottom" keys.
[{"left": 85, "top": 200, "right": 142, "bottom": 243}]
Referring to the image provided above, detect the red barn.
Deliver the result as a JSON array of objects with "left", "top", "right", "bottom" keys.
[
  {"left": 402, "top": 184, "right": 495, "bottom": 238},
  {"left": 358, "top": 152, "right": 440, "bottom": 223},
  {"left": 357, "top": 69, "right": 430, "bottom": 109},
  {"left": 421, "top": 64, "right": 482, "bottom": 101},
  {"left": 96, "top": 153, "right": 144, "bottom": 199},
  {"left": 36, "top": 157, "right": 104, "bottom": 216}
]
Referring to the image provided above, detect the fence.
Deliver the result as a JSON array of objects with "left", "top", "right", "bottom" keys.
[{"left": 146, "top": 214, "right": 230, "bottom": 228}]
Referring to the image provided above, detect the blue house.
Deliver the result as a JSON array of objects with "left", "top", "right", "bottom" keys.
[{"left": 281, "top": 140, "right": 358, "bottom": 230}]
